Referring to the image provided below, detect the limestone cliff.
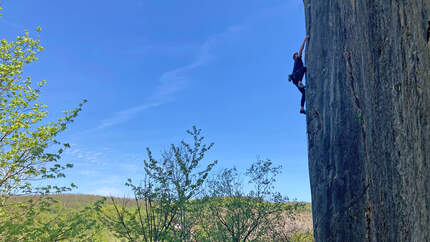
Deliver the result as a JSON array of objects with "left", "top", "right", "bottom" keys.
[{"left": 303, "top": 1, "right": 430, "bottom": 241}]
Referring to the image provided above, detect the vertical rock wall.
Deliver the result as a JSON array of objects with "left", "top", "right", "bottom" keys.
[{"left": 303, "top": 1, "right": 429, "bottom": 241}]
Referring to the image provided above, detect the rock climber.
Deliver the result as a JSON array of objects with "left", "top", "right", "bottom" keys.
[{"left": 289, "top": 36, "right": 309, "bottom": 114}]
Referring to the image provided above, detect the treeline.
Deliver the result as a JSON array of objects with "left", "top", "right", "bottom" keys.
[
  {"left": 5, "top": 194, "right": 312, "bottom": 241},
  {"left": 0, "top": 6, "right": 313, "bottom": 242},
  {"left": 92, "top": 127, "right": 312, "bottom": 241}
]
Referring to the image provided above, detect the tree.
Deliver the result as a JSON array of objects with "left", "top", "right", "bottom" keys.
[
  {"left": 0, "top": 26, "right": 84, "bottom": 199},
  {"left": 0, "top": 6, "right": 87, "bottom": 239},
  {"left": 95, "top": 178, "right": 178, "bottom": 242},
  {"left": 97, "top": 126, "right": 217, "bottom": 241},
  {"left": 200, "top": 159, "right": 288, "bottom": 242}
]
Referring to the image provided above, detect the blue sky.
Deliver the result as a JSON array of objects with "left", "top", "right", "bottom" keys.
[{"left": 1, "top": 0, "right": 310, "bottom": 201}]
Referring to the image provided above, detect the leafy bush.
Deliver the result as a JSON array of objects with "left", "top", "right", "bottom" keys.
[{"left": 96, "top": 127, "right": 217, "bottom": 241}]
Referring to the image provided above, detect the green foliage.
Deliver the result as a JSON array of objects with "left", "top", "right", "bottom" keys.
[
  {"left": 193, "top": 159, "right": 289, "bottom": 242},
  {"left": 288, "top": 231, "right": 314, "bottom": 242},
  {"left": 144, "top": 126, "right": 218, "bottom": 239},
  {"left": 282, "top": 201, "right": 312, "bottom": 212},
  {"left": 0, "top": 7, "right": 86, "bottom": 240},
  {"left": 97, "top": 126, "right": 217, "bottom": 241},
  {"left": 95, "top": 131, "right": 313, "bottom": 242},
  {"left": 0, "top": 26, "right": 85, "bottom": 199},
  {"left": 5, "top": 194, "right": 312, "bottom": 241},
  {"left": 0, "top": 196, "right": 103, "bottom": 241}
]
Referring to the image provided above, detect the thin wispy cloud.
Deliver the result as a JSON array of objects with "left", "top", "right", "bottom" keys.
[
  {"left": 144, "top": 2, "right": 293, "bottom": 107},
  {"left": 150, "top": 24, "right": 244, "bottom": 103},
  {"left": 96, "top": 2, "right": 291, "bottom": 130},
  {"left": 98, "top": 24, "right": 245, "bottom": 129},
  {"left": 98, "top": 102, "right": 162, "bottom": 129}
]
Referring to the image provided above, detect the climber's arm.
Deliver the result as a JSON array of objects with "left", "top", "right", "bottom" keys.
[{"left": 298, "top": 36, "right": 309, "bottom": 57}]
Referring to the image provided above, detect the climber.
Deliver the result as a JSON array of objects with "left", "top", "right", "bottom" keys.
[{"left": 289, "top": 36, "right": 309, "bottom": 114}]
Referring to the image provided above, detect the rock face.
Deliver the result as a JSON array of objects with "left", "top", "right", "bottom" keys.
[{"left": 303, "top": 1, "right": 430, "bottom": 241}]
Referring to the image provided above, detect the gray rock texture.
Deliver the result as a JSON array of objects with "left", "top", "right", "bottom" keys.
[{"left": 303, "top": 1, "right": 430, "bottom": 241}]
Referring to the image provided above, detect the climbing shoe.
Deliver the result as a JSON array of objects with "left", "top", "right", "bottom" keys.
[{"left": 300, "top": 109, "right": 306, "bottom": 115}]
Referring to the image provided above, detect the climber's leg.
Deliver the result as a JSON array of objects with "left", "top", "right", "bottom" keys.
[{"left": 298, "top": 86, "right": 306, "bottom": 114}]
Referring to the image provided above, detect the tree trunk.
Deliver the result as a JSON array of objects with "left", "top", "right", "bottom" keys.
[{"left": 303, "top": 0, "right": 430, "bottom": 241}]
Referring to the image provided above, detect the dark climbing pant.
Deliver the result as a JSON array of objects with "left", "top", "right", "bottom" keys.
[{"left": 296, "top": 84, "right": 306, "bottom": 107}]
